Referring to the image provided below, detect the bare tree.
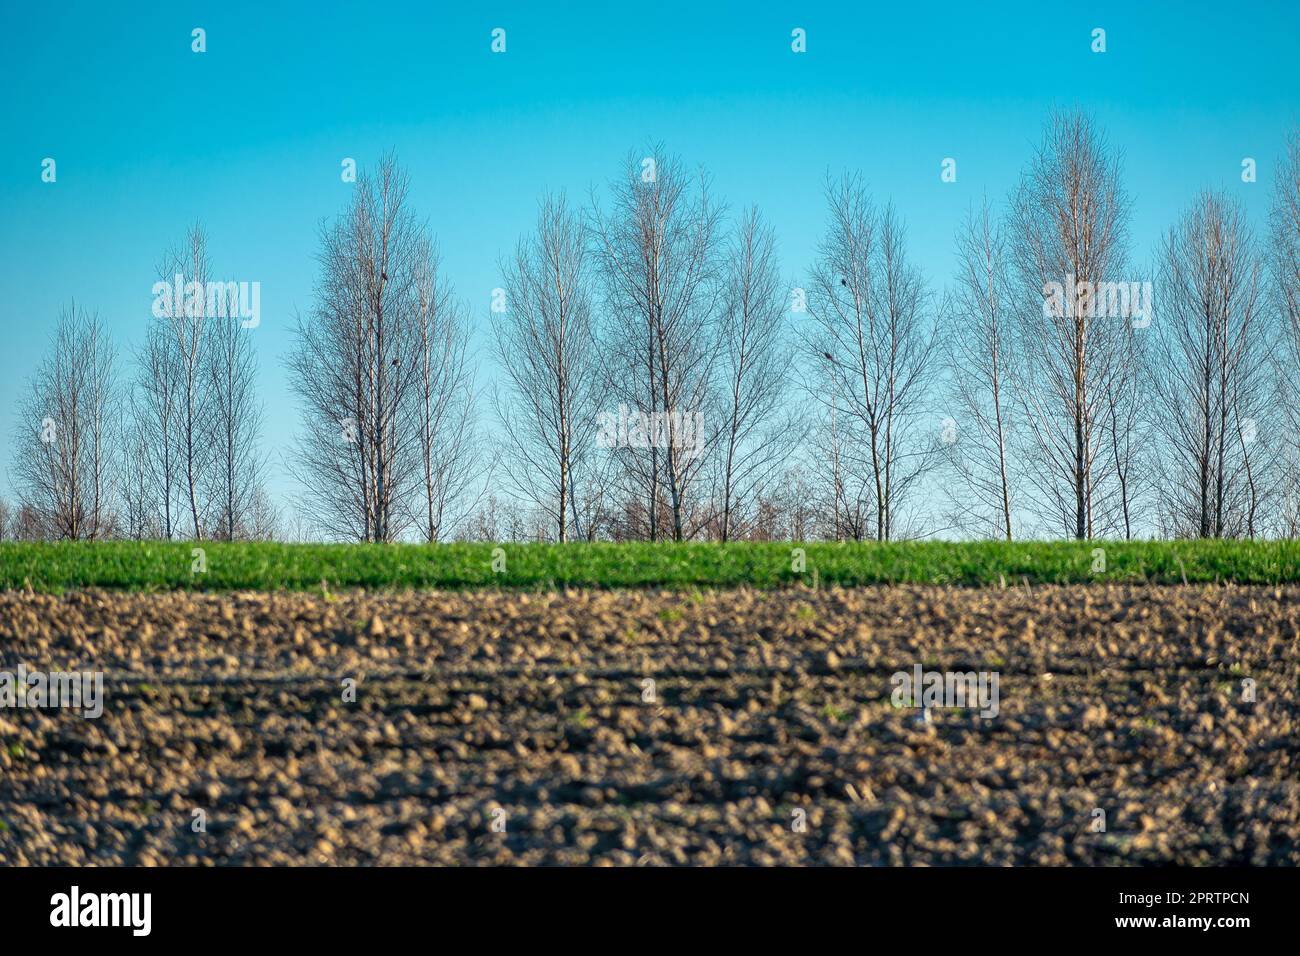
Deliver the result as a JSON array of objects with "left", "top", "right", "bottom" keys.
[
  {"left": 133, "top": 320, "right": 183, "bottom": 538},
  {"left": 778, "top": 467, "right": 821, "bottom": 541},
  {"left": 942, "top": 198, "right": 1019, "bottom": 540},
  {"left": 0, "top": 498, "right": 11, "bottom": 540},
  {"left": 805, "top": 174, "right": 939, "bottom": 541},
  {"left": 288, "top": 154, "right": 446, "bottom": 541},
  {"left": 118, "top": 385, "right": 158, "bottom": 539},
  {"left": 1009, "top": 109, "right": 1131, "bottom": 539},
  {"left": 491, "top": 193, "right": 602, "bottom": 541},
  {"left": 590, "top": 147, "right": 724, "bottom": 541},
  {"left": 205, "top": 306, "right": 267, "bottom": 540},
  {"left": 464, "top": 493, "right": 541, "bottom": 543},
  {"left": 711, "top": 207, "right": 801, "bottom": 541},
  {"left": 410, "top": 238, "right": 481, "bottom": 542},
  {"left": 10, "top": 503, "right": 44, "bottom": 540},
  {"left": 150, "top": 224, "right": 216, "bottom": 539},
  {"left": 1273, "top": 126, "right": 1300, "bottom": 370},
  {"left": 1270, "top": 125, "right": 1300, "bottom": 536},
  {"left": 245, "top": 485, "right": 281, "bottom": 540},
  {"left": 12, "top": 304, "right": 118, "bottom": 539},
  {"left": 1098, "top": 308, "right": 1150, "bottom": 540},
  {"left": 805, "top": 393, "right": 871, "bottom": 541},
  {"left": 1152, "top": 191, "right": 1275, "bottom": 538}
]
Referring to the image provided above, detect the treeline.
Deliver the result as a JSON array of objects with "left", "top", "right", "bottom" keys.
[
  {"left": 5, "top": 109, "right": 1299, "bottom": 543},
  {"left": 6, "top": 223, "right": 274, "bottom": 543}
]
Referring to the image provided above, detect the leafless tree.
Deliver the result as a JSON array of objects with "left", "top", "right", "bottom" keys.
[
  {"left": 205, "top": 306, "right": 267, "bottom": 540},
  {"left": 942, "top": 198, "right": 1019, "bottom": 540},
  {"left": 12, "top": 304, "right": 118, "bottom": 539},
  {"left": 155, "top": 224, "right": 213, "bottom": 539},
  {"left": 567, "top": 451, "right": 621, "bottom": 541},
  {"left": 589, "top": 147, "right": 724, "bottom": 541},
  {"left": 10, "top": 503, "right": 43, "bottom": 541},
  {"left": 1270, "top": 125, "right": 1300, "bottom": 536},
  {"left": 711, "top": 207, "right": 801, "bottom": 541},
  {"left": 118, "top": 385, "right": 159, "bottom": 539},
  {"left": 288, "top": 153, "right": 466, "bottom": 542},
  {"left": 1273, "top": 126, "right": 1300, "bottom": 370},
  {"left": 132, "top": 320, "right": 182, "bottom": 537},
  {"left": 1151, "top": 191, "right": 1275, "bottom": 538},
  {"left": 0, "top": 498, "right": 11, "bottom": 540},
  {"left": 804, "top": 174, "right": 940, "bottom": 541},
  {"left": 1009, "top": 109, "right": 1132, "bottom": 539},
  {"left": 464, "top": 493, "right": 537, "bottom": 542},
  {"left": 748, "top": 466, "right": 820, "bottom": 541},
  {"left": 410, "top": 238, "right": 481, "bottom": 542},
  {"left": 244, "top": 485, "right": 281, "bottom": 540},
  {"left": 1098, "top": 308, "right": 1150, "bottom": 540},
  {"left": 491, "top": 193, "right": 602, "bottom": 541},
  {"left": 806, "top": 393, "right": 870, "bottom": 541}
]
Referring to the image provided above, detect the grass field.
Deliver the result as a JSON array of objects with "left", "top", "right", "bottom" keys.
[{"left": 0, "top": 539, "right": 1296, "bottom": 591}]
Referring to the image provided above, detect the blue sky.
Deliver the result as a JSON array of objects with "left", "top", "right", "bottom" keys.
[{"left": 2, "top": 1, "right": 1297, "bottom": 510}]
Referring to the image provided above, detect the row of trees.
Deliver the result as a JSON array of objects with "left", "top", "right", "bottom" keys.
[
  {"left": 939, "top": 114, "right": 1299, "bottom": 541},
  {"left": 8, "top": 227, "right": 274, "bottom": 541},
  {"left": 6, "top": 109, "right": 1300, "bottom": 542}
]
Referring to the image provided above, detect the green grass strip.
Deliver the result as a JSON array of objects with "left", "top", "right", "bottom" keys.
[{"left": 0, "top": 539, "right": 1296, "bottom": 592}]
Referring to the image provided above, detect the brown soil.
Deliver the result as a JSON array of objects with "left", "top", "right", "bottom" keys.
[{"left": 1, "top": 585, "right": 1296, "bottom": 866}]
